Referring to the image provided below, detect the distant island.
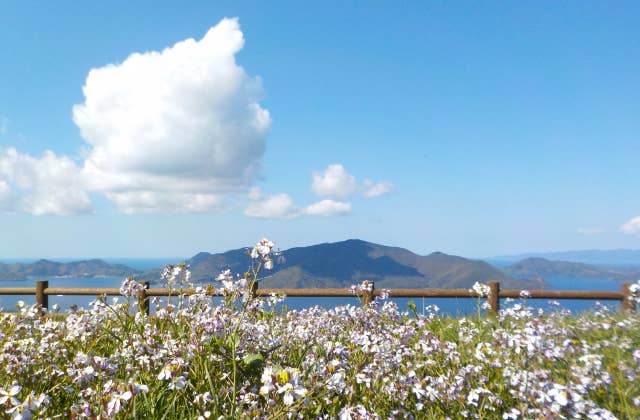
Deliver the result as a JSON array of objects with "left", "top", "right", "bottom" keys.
[
  {"left": 502, "top": 257, "right": 640, "bottom": 283},
  {"left": 1, "top": 239, "right": 548, "bottom": 290},
  {"left": 492, "top": 249, "right": 640, "bottom": 267},
  {"left": 0, "top": 259, "right": 140, "bottom": 281}
]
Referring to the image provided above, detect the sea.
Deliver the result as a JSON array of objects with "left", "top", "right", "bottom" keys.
[{"left": 0, "top": 258, "right": 631, "bottom": 316}]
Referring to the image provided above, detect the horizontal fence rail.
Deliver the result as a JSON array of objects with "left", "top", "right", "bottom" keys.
[{"left": 0, "top": 280, "right": 636, "bottom": 316}]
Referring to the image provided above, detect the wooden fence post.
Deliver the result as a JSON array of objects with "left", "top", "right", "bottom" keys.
[
  {"left": 35, "top": 280, "right": 48, "bottom": 313},
  {"left": 621, "top": 283, "right": 636, "bottom": 313},
  {"left": 487, "top": 281, "right": 500, "bottom": 316},
  {"left": 138, "top": 281, "right": 150, "bottom": 315},
  {"left": 362, "top": 281, "right": 375, "bottom": 306}
]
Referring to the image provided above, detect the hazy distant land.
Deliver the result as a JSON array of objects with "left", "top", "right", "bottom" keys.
[
  {"left": 0, "top": 259, "right": 139, "bottom": 281},
  {"left": 492, "top": 249, "right": 640, "bottom": 267}
]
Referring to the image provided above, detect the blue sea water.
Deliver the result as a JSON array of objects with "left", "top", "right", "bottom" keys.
[
  {"left": 277, "top": 275, "right": 625, "bottom": 315},
  {"left": 0, "top": 261, "right": 627, "bottom": 316}
]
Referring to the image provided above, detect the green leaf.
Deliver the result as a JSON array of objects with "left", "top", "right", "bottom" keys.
[{"left": 243, "top": 353, "right": 265, "bottom": 373}]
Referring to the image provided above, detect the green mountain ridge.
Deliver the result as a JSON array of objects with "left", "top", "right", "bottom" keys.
[{"left": 139, "top": 239, "right": 547, "bottom": 289}]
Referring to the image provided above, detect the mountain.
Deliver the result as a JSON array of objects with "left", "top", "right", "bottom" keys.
[
  {"left": 139, "top": 239, "right": 547, "bottom": 289},
  {"left": 491, "top": 249, "right": 640, "bottom": 267},
  {"left": 503, "top": 257, "right": 640, "bottom": 282},
  {"left": 0, "top": 259, "right": 140, "bottom": 281}
]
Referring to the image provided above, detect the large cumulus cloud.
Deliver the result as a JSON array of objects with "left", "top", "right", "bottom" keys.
[{"left": 74, "top": 17, "right": 270, "bottom": 213}]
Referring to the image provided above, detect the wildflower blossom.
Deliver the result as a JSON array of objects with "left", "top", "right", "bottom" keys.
[
  {"left": 470, "top": 282, "right": 491, "bottom": 297},
  {"left": 106, "top": 390, "right": 132, "bottom": 416},
  {"left": 0, "top": 385, "right": 22, "bottom": 407},
  {"left": 119, "top": 277, "right": 144, "bottom": 297}
]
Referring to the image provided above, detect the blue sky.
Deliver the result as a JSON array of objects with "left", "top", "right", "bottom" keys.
[{"left": 1, "top": 1, "right": 639, "bottom": 258}]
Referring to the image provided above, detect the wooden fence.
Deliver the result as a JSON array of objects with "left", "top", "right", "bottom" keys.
[{"left": 0, "top": 280, "right": 636, "bottom": 316}]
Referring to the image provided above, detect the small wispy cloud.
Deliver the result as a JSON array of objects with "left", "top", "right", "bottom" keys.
[
  {"left": 303, "top": 199, "right": 351, "bottom": 217},
  {"left": 244, "top": 188, "right": 352, "bottom": 219},
  {"left": 621, "top": 216, "right": 640, "bottom": 237},
  {"left": 363, "top": 179, "right": 394, "bottom": 198},
  {"left": 577, "top": 227, "right": 605, "bottom": 236},
  {"left": 311, "top": 164, "right": 358, "bottom": 198},
  {"left": 244, "top": 188, "right": 299, "bottom": 219},
  {"left": 311, "top": 164, "right": 393, "bottom": 200}
]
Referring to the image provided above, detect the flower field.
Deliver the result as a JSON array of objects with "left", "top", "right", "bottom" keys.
[{"left": 1, "top": 240, "right": 639, "bottom": 419}]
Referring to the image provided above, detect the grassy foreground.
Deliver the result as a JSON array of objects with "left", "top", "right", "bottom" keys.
[{"left": 1, "top": 241, "right": 639, "bottom": 419}]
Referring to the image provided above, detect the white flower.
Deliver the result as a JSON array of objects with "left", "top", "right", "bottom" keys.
[
  {"left": 132, "top": 383, "right": 149, "bottom": 394},
  {"left": 168, "top": 376, "right": 187, "bottom": 390},
  {"left": 0, "top": 385, "right": 22, "bottom": 406},
  {"left": 470, "top": 282, "right": 491, "bottom": 297},
  {"left": 158, "top": 366, "right": 172, "bottom": 381},
  {"left": 259, "top": 238, "right": 275, "bottom": 248},
  {"left": 272, "top": 367, "right": 307, "bottom": 406},
  {"left": 257, "top": 245, "right": 271, "bottom": 256},
  {"left": 107, "top": 390, "right": 132, "bottom": 416},
  {"left": 503, "top": 408, "right": 521, "bottom": 419},
  {"left": 250, "top": 247, "right": 259, "bottom": 259},
  {"left": 547, "top": 384, "right": 569, "bottom": 407},
  {"left": 278, "top": 382, "right": 307, "bottom": 406},
  {"left": 216, "top": 269, "right": 233, "bottom": 281},
  {"left": 119, "top": 277, "right": 144, "bottom": 297}
]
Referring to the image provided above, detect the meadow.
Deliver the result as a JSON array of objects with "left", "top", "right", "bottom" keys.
[{"left": 1, "top": 239, "right": 639, "bottom": 419}]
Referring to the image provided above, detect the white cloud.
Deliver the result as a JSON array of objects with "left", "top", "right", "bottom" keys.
[
  {"left": 577, "top": 227, "right": 605, "bottom": 236},
  {"left": 245, "top": 188, "right": 352, "bottom": 219},
  {"left": 244, "top": 188, "right": 299, "bottom": 219},
  {"left": 0, "top": 180, "right": 13, "bottom": 212},
  {"left": 0, "top": 148, "right": 92, "bottom": 215},
  {"left": 311, "top": 164, "right": 357, "bottom": 198},
  {"left": 311, "top": 164, "right": 393, "bottom": 200},
  {"left": 621, "top": 216, "right": 640, "bottom": 237},
  {"left": 363, "top": 179, "right": 394, "bottom": 197},
  {"left": 304, "top": 199, "right": 351, "bottom": 217},
  {"left": 247, "top": 186, "right": 262, "bottom": 200},
  {"left": 106, "top": 191, "right": 223, "bottom": 214},
  {"left": 73, "top": 17, "right": 270, "bottom": 213}
]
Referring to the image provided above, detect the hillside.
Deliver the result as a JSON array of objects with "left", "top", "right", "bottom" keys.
[{"left": 140, "top": 239, "right": 547, "bottom": 289}]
